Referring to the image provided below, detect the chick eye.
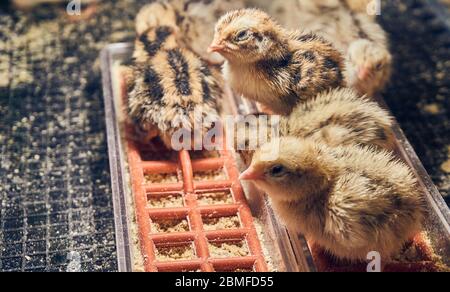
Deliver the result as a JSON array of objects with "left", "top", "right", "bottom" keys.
[
  {"left": 269, "top": 165, "right": 286, "bottom": 177},
  {"left": 235, "top": 30, "right": 251, "bottom": 42},
  {"left": 375, "top": 62, "right": 384, "bottom": 71}
]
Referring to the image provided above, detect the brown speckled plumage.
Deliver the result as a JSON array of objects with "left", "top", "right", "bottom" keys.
[
  {"left": 128, "top": 2, "right": 223, "bottom": 148},
  {"left": 286, "top": 88, "right": 394, "bottom": 149},
  {"left": 264, "top": 0, "right": 392, "bottom": 97},
  {"left": 211, "top": 8, "right": 345, "bottom": 115},
  {"left": 243, "top": 137, "right": 426, "bottom": 261},
  {"left": 234, "top": 88, "right": 395, "bottom": 165}
]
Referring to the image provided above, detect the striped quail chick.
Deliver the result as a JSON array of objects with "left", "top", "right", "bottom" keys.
[
  {"left": 234, "top": 88, "right": 395, "bottom": 166},
  {"left": 209, "top": 8, "right": 345, "bottom": 115},
  {"left": 268, "top": 0, "right": 392, "bottom": 97},
  {"left": 240, "top": 137, "right": 426, "bottom": 261},
  {"left": 129, "top": 3, "right": 223, "bottom": 149}
]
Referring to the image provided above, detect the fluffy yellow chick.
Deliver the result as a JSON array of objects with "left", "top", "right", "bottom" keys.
[
  {"left": 266, "top": 0, "right": 392, "bottom": 97},
  {"left": 210, "top": 8, "right": 345, "bottom": 115},
  {"left": 129, "top": 3, "right": 223, "bottom": 149},
  {"left": 234, "top": 88, "right": 395, "bottom": 166},
  {"left": 240, "top": 137, "right": 426, "bottom": 261}
]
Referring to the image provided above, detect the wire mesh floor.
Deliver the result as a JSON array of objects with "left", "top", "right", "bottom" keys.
[{"left": 0, "top": 0, "right": 449, "bottom": 272}]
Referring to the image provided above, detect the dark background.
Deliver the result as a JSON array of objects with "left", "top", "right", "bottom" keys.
[{"left": 0, "top": 0, "right": 449, "bottom": 272}]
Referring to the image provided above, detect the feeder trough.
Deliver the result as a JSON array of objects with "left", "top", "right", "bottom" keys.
[{"left": 101, "top": 43, "right": 450, "bottom": 272}]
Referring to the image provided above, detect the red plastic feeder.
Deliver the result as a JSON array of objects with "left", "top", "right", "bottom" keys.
[{"left": 120, "top": 76, "right": 268, "bottom": 272}]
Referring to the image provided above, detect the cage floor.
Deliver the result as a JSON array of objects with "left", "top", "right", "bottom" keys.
[{"left": 0, "top": 0, "right": 449, "bottom": 272}]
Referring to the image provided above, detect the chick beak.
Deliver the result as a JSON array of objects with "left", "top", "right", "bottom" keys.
[
  {"left": 208, "top": 41, "right": 225, "bottom": 54},
  {"left": 239, "top": 167, "right": 263, "bottom": 181},
  {"left": 358, "top": 67, "right": 371, "bottom": 81}
]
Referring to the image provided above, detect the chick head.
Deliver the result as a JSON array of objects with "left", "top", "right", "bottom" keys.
[
  {"left": 240, "top": 137, "right": 334, "bottom": 202},
  {"left": 209, "top": 8, "right": 283, "bottom": 63},
  {"left": 346, "top": 39, "right": 392, "bottom": 94}
]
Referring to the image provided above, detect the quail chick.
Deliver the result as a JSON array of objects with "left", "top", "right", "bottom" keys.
[
  {"left": 234, "top": 88, "right": 395, "bottom": 166},
  {"left": 169, "top": 0, "right": 246, "bottom": 65},
  {"left": 209, "top": 8, "right": 345, "bottom": 115},
  {"left": 129, "top": 3, "right": 223, "bottom": 149},
  {"left": 134, "top": 1, "right": 181, "bottom": 37},
  {"left": 267, "top": 0, "right": 392, "bottom": 97},
  {"left": 345, "top": 39, "right": 391, "bottom": 97},
  {"left": 286, "top": 88, "right": 394, "bottom": 149},
  {"left": 240, "top": 137, "right": 426, "bottom": 261}
]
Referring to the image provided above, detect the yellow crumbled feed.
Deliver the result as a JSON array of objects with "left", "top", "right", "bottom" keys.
[
  {"left": 208, "top": 241, "right": 250, "bottom": 258},
  {"left": 150, "top": 218, "right": 190, "bottom": 233},
  {"left": 203, "top": 215, "right": 241, "bottom": 231},
  {"left": 148, "top": 194, "right": 184, "bottom": 208},
  {"left": 198, "top": 191, "right": 234, "bottom": 205},
  {"left": 155, "top": 244, "right": 196, "bottom": 262},
  {"left": 145, "top": 173, "right": 179, "bottom": 184}
]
